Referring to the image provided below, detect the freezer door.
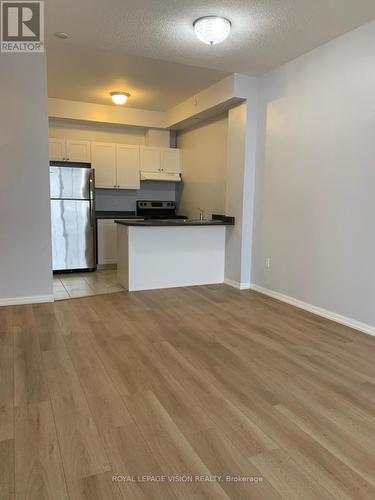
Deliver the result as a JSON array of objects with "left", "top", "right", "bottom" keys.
[
  {"left": 51, "top": 199, "right": 96, "bottom": 271},
  {"left": 50, "top": 166, "right": 91, "bottom": 200}
]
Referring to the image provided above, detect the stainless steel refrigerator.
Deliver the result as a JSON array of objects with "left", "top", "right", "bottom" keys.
[{"left": 50, "top": 161, "right": 96, "bottom": 272}]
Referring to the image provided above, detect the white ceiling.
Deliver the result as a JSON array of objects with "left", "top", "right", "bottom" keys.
[
  {"left": 45, "top": 0, "right": 375, "bottom": 110},
  {"left": 46, "top": 44, "right": 228, "bottom": 111}
]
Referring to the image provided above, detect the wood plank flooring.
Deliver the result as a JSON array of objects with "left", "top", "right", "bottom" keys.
[{"left": 1, "top": 285, "right": 375, "bottom": 499}]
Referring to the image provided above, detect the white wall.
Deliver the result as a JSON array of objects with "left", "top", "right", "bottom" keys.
[
  {"left": 166, "top": 74, "right": 252, "bottom": 129},
  {"left": 167, "top": 75, "right": 236, "bottom": 128},
  {"left": 49, "top": 119, "right": 146, "bottom": 144},
  {"left": 49, "top": 98, "right": 166, "bottom": 129},
  {"left": 145, "top": 129, "right": 170, "bottom": 147},
  {"left": 252, "top": 20, "right": 375, "bottom": 326},
  {"left": 177, "top": 115, "right": 227, "bottom": 219},
  {"left": 224, "top": 87, "right": 259, "bottom": 289},
  {"left": 0, "top": 53, "right": 52, "bottom": 304}
]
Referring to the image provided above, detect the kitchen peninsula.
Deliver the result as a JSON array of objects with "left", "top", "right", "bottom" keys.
[{"left": 116, "top": 217, "right": 234, "bottom": 291}]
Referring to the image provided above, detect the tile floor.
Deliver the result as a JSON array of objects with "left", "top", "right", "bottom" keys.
[{"left": 53, "top": 269, "right": 124, "bottom": 300}]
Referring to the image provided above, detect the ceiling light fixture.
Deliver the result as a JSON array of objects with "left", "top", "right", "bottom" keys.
[
  {"left": 110, "top": 91, "right": 131, "bottom": 105},
  {"left": 193, "top": 16, "right": 231, "bottom": 45},
  {"left": 54, "top": 32, "right": 70, "bottom": 39}
]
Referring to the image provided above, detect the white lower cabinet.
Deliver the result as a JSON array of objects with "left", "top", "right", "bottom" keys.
[{"left": 97, "top": 219, "right": 117, "bottom": 266}]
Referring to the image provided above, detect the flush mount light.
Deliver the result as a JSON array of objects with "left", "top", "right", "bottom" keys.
[
  {"left": 54, "top": 32, "right": 70, "bottom": 39},
  {"left": 193, "top": 16, "right": 231, "bottom": 45},
  {"left": 110, "top": 91, "right": 131, "bottom": 105}
]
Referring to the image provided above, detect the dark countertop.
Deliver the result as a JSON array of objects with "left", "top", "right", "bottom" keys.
[
  {"left": 115, "top": 215, "right": 235, "bottom": 227},
  {"left": 115, "top": 220, "right": 232, "bottom": 227},
  {"left": 96, "top": 211, "right": 142, "bottom": 220}
]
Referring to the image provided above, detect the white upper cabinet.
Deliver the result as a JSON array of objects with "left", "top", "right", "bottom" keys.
[
  {"left": 161, "top": 148, "right": 181, "bottom": 174},
  {"left": 48, "top": 139, "right": 66, "bottom": 161},
  {"left": 140, "top": 147, "right": 162, "bottom": 173},
  {"left": 49, "top": 137, "right": 181, "bottom": 188},
  {"left": 48, "top": 139, "right": 90, "bottom": 162},
  {"left": 91, "top": 142, "right": 117, "bottom": 189},
  {"left": 116, "top": 144, "right": 140, "bottom": 190},
  {"left": 91, "top": 142, "right": 141, "bottom": 190},
  {"left": 65, "top": 140, "right": 91, "bottom": 163},
  {"left": 140, "top": 146, "right": 181, "bottom": 174}
]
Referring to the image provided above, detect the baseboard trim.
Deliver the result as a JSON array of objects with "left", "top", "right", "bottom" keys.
[
  {"left": 251, "top": 284, "right": 375, "bottom": 338},
  {"left": 0, "top": 294, "right": 54, "bottom": 307},
  {"left": 224, "top": 279, "right": 251, "bottom": 290},
  {"left": 97, "top": 263, "right": 117, "bottom": 270}
]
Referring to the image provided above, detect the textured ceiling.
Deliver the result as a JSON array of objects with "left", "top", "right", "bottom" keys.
[
  {"left": 46, "top": 44, "right": 228, "bottom": 111},
  {"left": 45, "top": 0, "right": 375, "bottom": 110}
]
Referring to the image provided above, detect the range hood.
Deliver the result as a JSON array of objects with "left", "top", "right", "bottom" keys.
[{"left": 140, "top": 171, "right": 181, "bottom": 182}]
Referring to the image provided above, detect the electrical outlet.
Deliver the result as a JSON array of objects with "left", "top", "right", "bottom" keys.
[{"left": 265, "top": 257, "right": 271, "bottom": 269}]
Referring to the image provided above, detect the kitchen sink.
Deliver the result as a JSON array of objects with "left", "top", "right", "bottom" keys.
[
  {"left": 185, "top": 219, "right": 221, "bottom": 224},
  {"left": 156, "top": 219, "right": 222, "bottom": 224},
  {"left": 145, "top": 218, "right": 226, "bottom": 225}
]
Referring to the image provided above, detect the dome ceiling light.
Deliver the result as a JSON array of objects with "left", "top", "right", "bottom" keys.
[
  {"left": 54, "top": 32, "right": 70, "bottom": 39},
  {"left": 193, "top": 16, "right": 231, "bottom": 45},
  {"left": 110, "top": 91, "right": 131, "bottom": 105}
]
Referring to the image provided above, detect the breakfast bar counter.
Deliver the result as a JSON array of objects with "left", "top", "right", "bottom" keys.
[{"left": 115, "top": 217, "right": 234, "bottom": 291}]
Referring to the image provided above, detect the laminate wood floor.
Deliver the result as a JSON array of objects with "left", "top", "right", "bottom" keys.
[{"left": 1, "top": 284, "right": 375, "bottom": 499}]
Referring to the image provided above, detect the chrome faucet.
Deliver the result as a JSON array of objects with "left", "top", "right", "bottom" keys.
[{"left": 198, "top": 208, "right": 205, "bottom": 221}]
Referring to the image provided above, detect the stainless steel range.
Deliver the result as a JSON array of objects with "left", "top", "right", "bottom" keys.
[{"left": 136, "top": 200, "right": 187, "bottom": 220}]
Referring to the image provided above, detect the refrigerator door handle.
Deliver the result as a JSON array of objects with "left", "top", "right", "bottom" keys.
[
  {"left": 89, "top": 169, "right": 95, "bottom": 226},
  {"left": 89, "top": 199, "right": 93, "bottom": 226}
]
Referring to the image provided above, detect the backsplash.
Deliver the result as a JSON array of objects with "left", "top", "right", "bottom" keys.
[{"left": 95, "top": 181, "right": 176, "bottom": 212}]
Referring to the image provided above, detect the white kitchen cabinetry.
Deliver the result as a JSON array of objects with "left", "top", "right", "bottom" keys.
[
  {"left": 91, "top": 142, "right": 117, "bottom": 189},
  {"left": 48, "top": 138, "right": 90, "bottom": 162},
  {"left": 48, "top": 139, "right": 66, "bottom": 161},
  {"left": 49, "top": 137, "right": 181, "bottom": 187},
  {"left": 97, "top": 219, "right": 117, "bottom": 266},
  {"left": 140, "top": 146, "right": 181, "bottom": 174},
  {"left": 66, "top": 140, "right": 91, "bottom": 162},
  {"left": 92, "top": 142, "right": 140, "bottom": 190},
  {"left": 161, "top": 148, "right": 181, "bottom": 174},
  {"left": 140, "top": 147, "right": 161, "bottom": 173},
  {"left": 116, "top": 144, "right": 140, "bottom": 189}
]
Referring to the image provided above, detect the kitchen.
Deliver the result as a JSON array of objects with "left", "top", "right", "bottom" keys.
[
  {"left": 3, "top": 3, "right": 375, "bottom": 498},
  {"left": 49, "top": 99, "right": 237, "bottom": 299}
]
